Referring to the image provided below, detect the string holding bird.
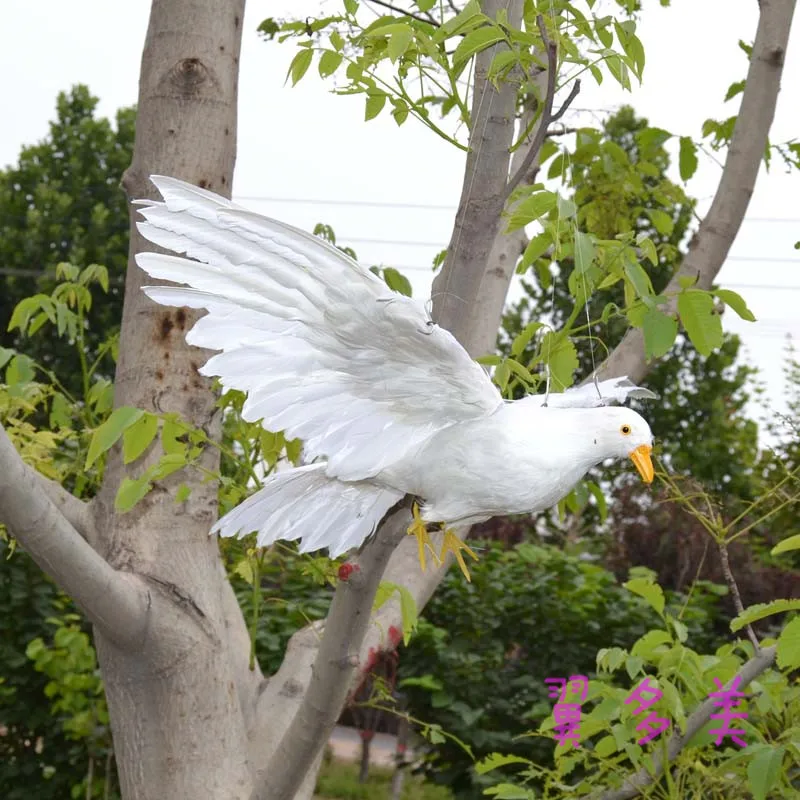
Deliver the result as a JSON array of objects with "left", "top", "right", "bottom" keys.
[{"left": 135, "top": 177, "right": 656, "bottom": 580}]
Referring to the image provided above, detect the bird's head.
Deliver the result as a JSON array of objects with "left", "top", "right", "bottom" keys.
[{"left": 592, "top": 406, "right": 654, "bottom": 483}]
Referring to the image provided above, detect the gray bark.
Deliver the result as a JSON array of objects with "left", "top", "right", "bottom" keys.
[
  {"left": 431, "top": 0, "right": 525, "bottom": 356},
  {"left": 94, "top": 1, "right": 254, "bottom": 798}
]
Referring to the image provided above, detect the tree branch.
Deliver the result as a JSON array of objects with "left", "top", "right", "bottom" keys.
[
  {"left": 430, "top": 0, "right": 524, "bottom": 355},
  {"left": 717, "top": 541, "right": 761, "bottom": 653},
  {"left": 504, "top": 16, "right": 581, "bottom": 201},
  {"left": 596, "top": 0, "right": 796, "bottom": 384},
  {"left": 0, "top": 423, "right": 148, "bottom": 648},
  {"left": 218, "top": 559, "right": 264, "bottom": 734},
  {"left": 38, "top": 471, "right": 97, "bottom": 548},
  {"left": 365, "top": 0, "right": 439, "bottom": 26},
  {"left": 585, "top": 646, "right": 777, "bottom": 800},
  {"left": 251, "top": 501, "right": 412, "bottom": 800}
]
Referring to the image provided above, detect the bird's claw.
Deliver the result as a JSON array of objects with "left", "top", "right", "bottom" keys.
[
  {"left": 407, "top": 502, "right": 442, "bottom": 572},
  {"left": 440, "top": 528, "right": 479, "bottom": 583}
]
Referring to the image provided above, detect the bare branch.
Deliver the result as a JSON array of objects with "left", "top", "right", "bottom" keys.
[
  {"left": 251, "top": 502, "right": 412, "bottom": 800},
  {"left": 0, "top": 423, "right": 148, "bottom": 647},
  {"left": 504, "top": 16, "right": 581, "bottom": 201},
  {"left": 717, "top": 541, "right": 761, "bottom": 652},
  {"left": 596, "top": 0, "right": 797, "bottom": 384},
  {"left": 585, "top": 646, "right": 777, "bottom": 800},
  {"left": 365, "top": 0, "right": 439, "bottom": 26}
]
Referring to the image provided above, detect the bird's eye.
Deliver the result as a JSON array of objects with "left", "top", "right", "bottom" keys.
[{"left": 621, "top": 424, "right": 631, "bottom": 435}]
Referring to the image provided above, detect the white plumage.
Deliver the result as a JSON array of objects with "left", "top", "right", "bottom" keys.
[{"left": 135, "top": 177, "right": 656, "bottom": 557}]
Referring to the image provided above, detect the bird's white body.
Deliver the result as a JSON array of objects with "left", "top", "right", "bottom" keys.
[
  {"left": 388, "top": 403, "right": 647, "bottom": 524},
  {"left": 135, "top": 177, "right": 655, "bottom": 557}
]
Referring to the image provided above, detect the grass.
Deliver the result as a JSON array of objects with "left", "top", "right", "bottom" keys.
[{"left": 315, "top": 759, "right": 454, "bottom": 800}]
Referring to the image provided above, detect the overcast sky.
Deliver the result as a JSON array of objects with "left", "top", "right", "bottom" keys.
[{"left": 1, "top": 0, "right": 798, "bottom": 439}]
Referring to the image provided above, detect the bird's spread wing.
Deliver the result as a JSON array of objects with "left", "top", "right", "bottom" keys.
[
  {"left": 135, "top": 176, "right": 502, "bottom": 481},
  {"left": 520, "top": 376, "right": 657, "bottom": 409}
]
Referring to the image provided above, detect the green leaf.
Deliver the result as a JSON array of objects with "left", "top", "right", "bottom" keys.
[
  {"left": 6, "top": 354, "right": 35, "bottom": 386},
  {"left": 287, "top": 48, "right": 313, "bottom": 86},
  {"left": 388, "top": 28, "right": 413, "bottom": 62},
  {"left": 511, "top": 321, "right": 543, "bottom": 358},
  {"left": 382, "top": 267, "right": 412, "bottom": 297},
  {"left": 484, "top": 784, "right": 535, "bottom": 800},
  {"left": 547, "top": 153, "right": 566, "bottom": 180},
  {"left": 475, "top": 753, "right": 532, "bottom": 775},
  {"left": 0, "top": 346, "right": 13, "bottom": 369},
  {"left": 631, "top": 629, "right": 672, "bottom": 658},
  {"left": 318, "top": 49, "right": 343, "bottom": 77},
  {"left": 730, "top": 599, "right": 800, "bottom": 632},
  {"left": 623, "top": 577, "right": 665, "bottom": 616},
  {"left": 776, "top": 616, "right": 800, "bottom": 670},
  {"left": 493, "top": 360, "right": 510, "bottom": 392},
  {"left": 175, "top": 483, "right": 191, "bottom": 503},
  {"left": 772, "top": 533, "right": 800, "bottom": 555},
  {"left": 638, "top": 236, "right": 658, "bottom": 266},
  {"left": 646, "top": 208, "right": 674, "bottom": 235},
  {"left": 453, "top": 25, "right": 506, "bottom": 71},
  {"left": 587, "top": 481, "right": 608, "bottom": 523},
  {"left": 506, "top": 191, "right": 557, "bottom": 232},
  {"left": 642, "top": 308, "right": 677, "bottom": 359},
  {"left": 285, "top": 437, "right": 303, "bottom": 464},
  {"left": 373, "top": 581, "right": 418, "bottom": 644},
  {"left": 543, "top": 335, "right": 578, "bottom": 390},
  {"left": 344, "top": 0, "right": 358, "bottom": 14},
  {"left": 678, "top": 290, "right": 723, "bottom": 356},
  {"left": 724, "top": 80, "right": 746, "bottom": 102},
  {"left": 678, "top": 137, "right": 698, "bottom": 181},
  {"left": 150, "top": 452, "right": 187, "bottom": 480},
  {"left": 624, "top": 260, "right": 653, "bottom": 299},
  {"left": 86, "top": 407, "right": 145, "bottom": 469},
  {"left": 715, "top": 288, "right": 756, "bottom": 322},
  {"left": 330, "top": 30, "right": 345, "bottom": 51},
  {"left": 49, "top": 392, "right": 72, "bottom": 429},
  {"left": 573, "top": 231, "right": 595, "bottom": 274},
  {"left": 365, "top": 92, "right": 387, "bottom": 121},
  {"left": 747, "top": 745, "right": 785, "bottom": 800},
  {"left": 398, "top": 674, "right": 442, "bottom": 691},
  {"left": 517, "top": 232, "right": 551, "bottom": 274},
  {"left": 233, "top": 558, "right": 255, "bottom": 586},
  {"left": 594, "top": 735, "right": 617, "bottom": 757},
  {"left": 114, "top": 476, "right": 153, "bottom": 512},
  {"left": 122, "top": 413, "right": 159, "bottom": 464}
]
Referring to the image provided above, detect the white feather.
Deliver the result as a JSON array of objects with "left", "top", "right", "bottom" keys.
[
  {"left": 213, "top": 464, "right": 402, "bottom": 558},
  {"left": 137, "top": 176, "right": 656, "bottom": 559}
]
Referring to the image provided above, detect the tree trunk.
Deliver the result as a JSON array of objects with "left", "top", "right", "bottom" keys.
[{"left": 93, "top": 1, "right": 253, "bottom": 797}]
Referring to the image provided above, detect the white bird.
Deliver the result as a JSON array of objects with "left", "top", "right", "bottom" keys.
[{"left": 135, "top": 177, "right": 655, "bottom": 577}]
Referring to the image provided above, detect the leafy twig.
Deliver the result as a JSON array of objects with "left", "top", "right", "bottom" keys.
[{"left": 584, "top": 646, "right": 777, "bottom": 800}]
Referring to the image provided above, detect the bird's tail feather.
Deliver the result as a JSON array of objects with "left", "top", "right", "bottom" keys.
[{"left": 212, "top": 464, "right": 403, "bottom": 558}]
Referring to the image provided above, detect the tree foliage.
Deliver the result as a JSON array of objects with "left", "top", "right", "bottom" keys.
[{"left": 0, "top": 85, "right": 133, "bottom": 395}]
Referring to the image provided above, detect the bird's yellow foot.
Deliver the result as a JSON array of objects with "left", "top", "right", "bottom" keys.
[
  {"left": 440, "top": 528, "right": 479, "bottom": 583},
  {"left": 407, "top": 502, "right": 441, "bottom": 572}
]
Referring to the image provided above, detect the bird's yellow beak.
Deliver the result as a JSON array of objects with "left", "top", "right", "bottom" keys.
[{"left": 629, "top": 444, "right": 654, "bottom": 484}]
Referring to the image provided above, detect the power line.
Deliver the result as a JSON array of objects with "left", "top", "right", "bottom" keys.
[{"left": 236, "top": 195, "right": 800, "bottom": 224}]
